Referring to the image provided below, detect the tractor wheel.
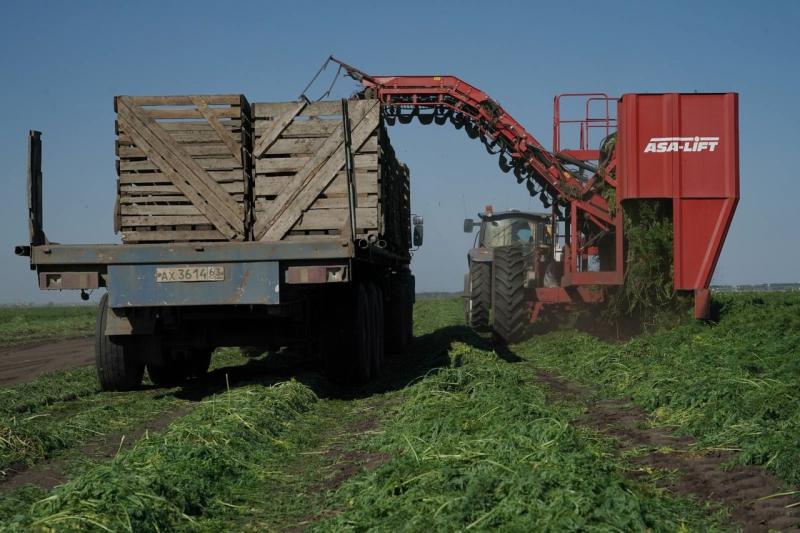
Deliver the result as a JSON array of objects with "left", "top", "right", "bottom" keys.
[
  {"left": 492, "top": 246, "right": 528, "bottom": 344},
  {"left": 366, "top": 283, "right": 385, "bottom": 378},
  {"left": 467, "top": 261, "right": 491, "bottom": 330},
  {"left": 95, "top": 293, "right": 144, "bottom": 391}
]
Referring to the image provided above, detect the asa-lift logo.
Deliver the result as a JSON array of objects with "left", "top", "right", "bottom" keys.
[{"left": 644, "top": 136, "right": 720, "bottom": 153}]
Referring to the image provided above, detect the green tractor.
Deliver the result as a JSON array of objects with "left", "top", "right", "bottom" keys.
[{"left": 463, "top": 206, "right": 555, "bottom": 343}]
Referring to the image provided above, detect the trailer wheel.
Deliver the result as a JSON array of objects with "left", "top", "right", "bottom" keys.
[
  {"left": 95, "top": 293, "right": 144, "bottom": 391},
  {"left": 367, "top": 283, "right": 385, "bottom": 377},
  {"left": 147, "top": 363, "right": 186, "bottom": 387},
  {"left": 352, "top": 282, "right": 373, "bottom": 384},
  {"left": 492, "top": 246, "right": 528, "bottom": 344},
  {"left": 467, "top": 261, "right": 491, "bottom": 331},
  {"left": 189, "top": 349, "right": 213, "bottom": 378},
  {"left": 386, "top": 273, "right": 413, "bottom": 354}
]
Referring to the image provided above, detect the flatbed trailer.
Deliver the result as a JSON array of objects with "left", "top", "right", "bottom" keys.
[{"left": 17, "top": 96, "right": 418, "bottom": 390}]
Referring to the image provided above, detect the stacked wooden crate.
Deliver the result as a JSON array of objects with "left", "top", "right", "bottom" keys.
[
  {"left": 251, "top": 99, "right": 408, "bottom": 248},
  {"left": 114, "top": 95, "right": 252, "bottom": 243}
]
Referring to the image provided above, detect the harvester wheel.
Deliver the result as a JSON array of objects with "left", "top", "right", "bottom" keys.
[
  {"left": 492, "top": 246, "right": 528, "bottom": 344},
  {"left": 95, "top": 293, "right": 144, "bottom": 391},
  {"left": 467, "top": 261, "right": 491, "bottom": 330}
]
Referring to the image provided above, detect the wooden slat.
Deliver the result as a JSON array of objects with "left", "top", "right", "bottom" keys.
[
  {"left": 143, "top": 107, "right": 241, "bottom": 120},
  {"left": 121, "top": 229, "right": 225, "bottom": 242},
  {"left": 118, "top": 169, "right": 244, "bottom": 184},
  {"left": 257, "top": 120, "right": 341, "bottom": 138},
  {"left": 261, "top": 101, "right": 380, "bottom": 241},
  {"left": 121, "top": 182, "right": 244, "bottom": 195},
  {"left": 190, "top": 96, "right": 243, "bottom": 165},
  {"left": 295, "top": 207, "right": 377, "bottom": 231},
  {"left": 254, "top": 100, "right": 306, "bottom": 157},
  {"left": 255, "top": 152, "right": 377, "bottom": 174},
  {"left": 121, "top": 205, "right": 202, "bottom": 215},
  {"left": 253, "top": 100, "right": 342, "bottom": 119},
  {"left": 124, "top": 95, "right": 242, "bottom": 106},
  {"left": 118, "top": 143, "right": 236, "bottom": 158},
  {"left": 255, "top": 171, "right": 377, "bottom": 197},
  {"left": 120, "top": 157, "right": 241, "bottom": 172},
  {"left": 121, "top": 215, "right": 211, "bottom": 226},
  {"left": 312, "top": 195, "right": 378, "bottom": 209},
  {"left": 116, "top": 98, "right": 243, "bottom": 238}
]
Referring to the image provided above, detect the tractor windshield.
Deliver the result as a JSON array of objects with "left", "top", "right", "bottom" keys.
[{"left": 483, "top": 218, "right": 544, "bottom": 247}]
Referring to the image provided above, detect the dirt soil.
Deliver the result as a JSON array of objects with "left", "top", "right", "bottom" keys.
[
  {"left": 536, "top": 371, "right": 800, "bottom": 532},
  {"left": 0, "top": 337, "right": 93, "bottom": 386}
]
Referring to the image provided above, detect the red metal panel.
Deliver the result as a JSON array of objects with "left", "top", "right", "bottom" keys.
[
  {"left": 618, "top": 93, "right": 739, "bottom": 293},
  {"left": 618, "top": 93, "right": 739, "bottom": 201},
  {"left": 673, "top": 197, "right": 738, "bottom": 290}
]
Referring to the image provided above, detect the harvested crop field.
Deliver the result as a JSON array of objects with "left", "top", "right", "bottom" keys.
[{"left": 0, "top": 293, "right": 798, "bottom": 531}]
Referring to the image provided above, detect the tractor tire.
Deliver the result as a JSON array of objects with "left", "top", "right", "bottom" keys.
[
  {"left": 467, "top": 261, "right": 491, "bottom": 331},
  {"left": 367, "top": 283, "right": 385, "bottom": 378},
  {"left": 95, "top": 293, "right": 144, "bottom": 391},
  {"left": 492, "top": 246, "right": 528, "bottom": 344}
]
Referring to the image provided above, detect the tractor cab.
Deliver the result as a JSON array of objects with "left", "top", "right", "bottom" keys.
[{"left": 464, "top": 206, "right": 552, "bottom": 250}]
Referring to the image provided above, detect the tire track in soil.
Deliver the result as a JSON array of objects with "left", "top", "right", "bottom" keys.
[
  {"left": 0, "top": 405, "right": 189, "bottom": 495},
  {"left": 535, "top": 371, "right": 800, "bottom": 532}
]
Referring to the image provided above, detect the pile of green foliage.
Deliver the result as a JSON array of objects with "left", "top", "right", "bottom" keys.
[
  {"left": 517, "top": 291, "right": 800, "bottom": 486},
  {"left": 601, "top": 200, "right": 690, "bottom": 330},
  {"left": 2, "top": 380, "right": 317, "bottom": 531},
  {"left": 318, "top": 340, "right": 722, "bottom": 531}
]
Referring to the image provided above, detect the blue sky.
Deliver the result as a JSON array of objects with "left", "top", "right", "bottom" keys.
[{"left": 1, "top": 0, "right": 798, "bottom": 303}]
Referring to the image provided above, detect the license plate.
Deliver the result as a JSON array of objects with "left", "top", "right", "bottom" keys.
[{"left": 155, "top": 265, "right": 225, "bottom": 283}]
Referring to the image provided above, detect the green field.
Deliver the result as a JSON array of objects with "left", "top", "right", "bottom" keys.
[
  {"left": 0, "top": 306, "right": 95, "bottom": 347},
  {"left": 0, "top": 293, "right": 797, "bottom": 531}
]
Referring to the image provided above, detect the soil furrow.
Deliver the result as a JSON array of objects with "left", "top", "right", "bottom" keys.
[{"left": 536, "top": 370, "right": 800, "bottom": 532}]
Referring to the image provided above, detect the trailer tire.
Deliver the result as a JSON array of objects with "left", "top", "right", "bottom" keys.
[
  {"left": 189, "top": 349, "right": 213, "bottom": 378},
  {"left": 492, "top": 246, "right": 528, "bottom": 344},
  {"left": 95, "top": 293, "right": 144, "bottom": 391},
  {"left": 147, "top": 363, "right": 186, "bottom": 387},
  {"left": 467, "top": 261, "right": 491, "bottom": 330},
  {"left": 351, "top": 282, "right": 373, "bottom": 384},
  {"left": 386, "top": 272, "right": 413, "bottom": 354},
  {"left": 367, "top": 283, "right": 385, "bottom": 377}
]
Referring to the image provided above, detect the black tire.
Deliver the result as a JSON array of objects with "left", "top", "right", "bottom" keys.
[
  {"left": 351, "top": 282, "right": 372, "bottom": 384},
  {"left": 386, "top": 273, "right": 413, "bottom": 354},
  {"left": 467, "top": 261, "right": 491, "bottom": 330},
  {"left": 95, "top": 293, "right": 144, "bottom": 391},
  {"left": 492, "top": 246, "right": 528, "bottom": 344},
  {"left": 147, "top": 363, "right": 187, "bottom": 387},
  {"left": 367, "top": 283, "right": 385, "bottom": 377},
  {"left": 189, "top": 349, "right": 213, "bottom": 378}
]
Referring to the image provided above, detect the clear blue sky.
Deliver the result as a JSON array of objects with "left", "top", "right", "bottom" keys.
[{"left": 1, "top": 0, "right": 797, "bottom": 303}]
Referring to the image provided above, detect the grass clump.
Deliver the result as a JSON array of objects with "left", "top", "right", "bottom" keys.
[
  {"left": 2, "top": 380, "right": 317, "bottom": 531},
  {"left": 517, "top": 291, "right": 800, "bottom": 486},
  {"left": 0, "top": 306, "right": 95, "bottom": 347},
  {"left": 316, "top": 340, "right": 722, "bottom": 531}
]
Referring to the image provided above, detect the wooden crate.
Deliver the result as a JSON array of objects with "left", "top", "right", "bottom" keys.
[
  {"left": 114, "top": 95, "right": 252, "bottom": 243},
  {"left": 251, "top": 99, "right": 408, "bottom": 246}
]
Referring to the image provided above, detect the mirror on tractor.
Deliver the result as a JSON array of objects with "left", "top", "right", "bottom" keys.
[
  {"left": 463, "top": 219, "right": 475, "bottom": 233},
  {"left": 413, "top": 216, "right": 424, "bottom": 247}
]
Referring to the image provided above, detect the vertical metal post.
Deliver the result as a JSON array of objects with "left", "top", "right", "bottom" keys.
[
  {"left": 27, "top": 130, "right": 45, "bottom": 246},
  {"left": 341, "top": 99, "right": 357, "bottom": 240}
]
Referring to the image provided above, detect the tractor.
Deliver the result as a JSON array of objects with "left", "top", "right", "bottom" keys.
[{"left": 463, "top": 206, "right": 555, "bottom": 343}]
